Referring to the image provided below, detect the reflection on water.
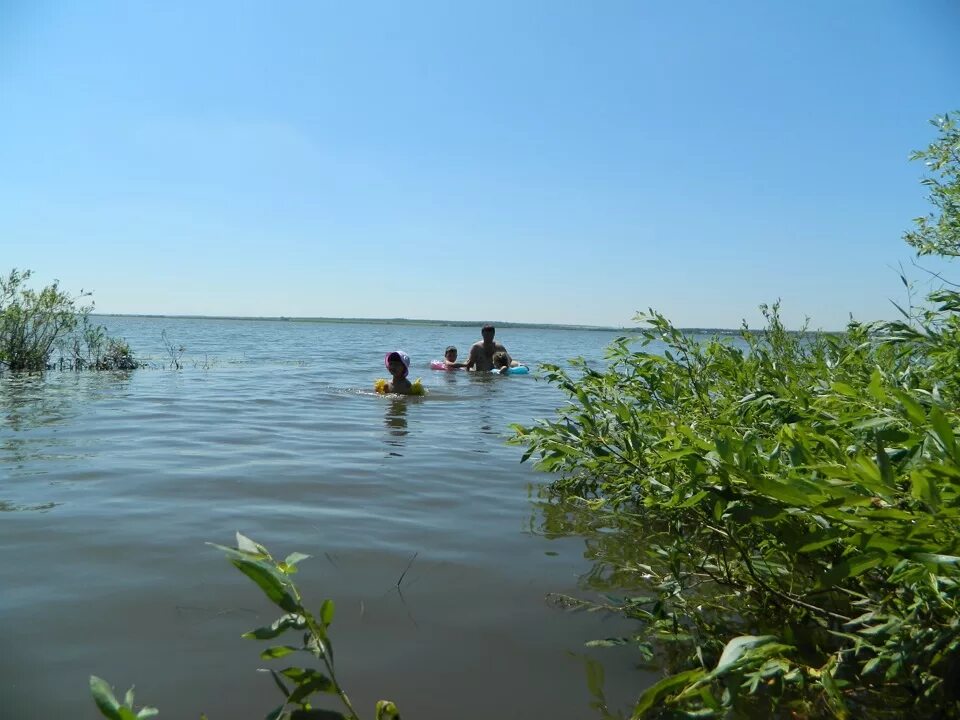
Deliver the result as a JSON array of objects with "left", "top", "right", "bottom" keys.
[
  {"left": 531, "top": 488, "right": 683, "bottom": 712},
  {"left": 533, "top": 489, "right": 664, "bottom": 592},
  {"left": 383, "top": 396, "right": 408, "bottom": 456}
]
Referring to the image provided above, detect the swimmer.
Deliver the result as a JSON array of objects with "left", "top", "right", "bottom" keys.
[
  {"left": 375, "top": 351, "right": 425, "bottom": 395},
  {"left": 492, "top": 350, "right": 525, "bottom": 374},
  {"left": 465, "top": 324, "right": 511, "bottom": 371},
  {"left": 443, "top": 345, "right": 467, "bottom": 369}
]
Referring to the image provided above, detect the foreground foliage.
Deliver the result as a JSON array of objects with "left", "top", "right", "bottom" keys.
[
  {"left": 513, "top": 113, "right": 960, "bottom": 719},
  {"left": 92, "top": 533, "right": 400, "bottom": 720},
  {"left": 0, "top": 268, "right": 140, "bottom": 372}
]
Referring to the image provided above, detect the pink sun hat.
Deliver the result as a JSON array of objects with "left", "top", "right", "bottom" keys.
[{"left": 384, "top": 350, "right": 411, "bottom": 377}]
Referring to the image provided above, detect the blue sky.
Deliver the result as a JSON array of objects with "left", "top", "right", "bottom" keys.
[{"left": 1, "top": 1, "right": 958, "bottom": 329}]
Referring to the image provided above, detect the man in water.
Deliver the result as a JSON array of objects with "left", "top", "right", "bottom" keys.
[{"left": 465, "top": 324, "right": 511, "bottom": 371}]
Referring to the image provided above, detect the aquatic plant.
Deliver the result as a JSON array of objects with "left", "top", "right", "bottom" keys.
[
  {"left": 89, "top": 677, "right": 158, "bottom": 720},
  {"left": 56, "top": 314, "right": 142, "bottom": 370},
  {"left": 0, "top": 268, "right": 86, "bottom": 372},
  {"left": 90, "top": 533, "right": 401, "bottom": 720},
  {"left": 0, "top": 268, "right": 140, "bottom": 373},
  {"left": 161, "top": 329, "right": 185, "bottom": 370},
  {"left": 512, "top": 113, "right": 960, "bottom": 718}
]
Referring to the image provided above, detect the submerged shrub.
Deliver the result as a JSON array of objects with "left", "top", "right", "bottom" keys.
[
  {"left": 57, "top": 314, "right": 143, "bottom": 371},
  {"left": 0, "top": 268, "right": 141, "bottom": 373},
  {"left": 0, "top": 269, "right": 84, "bottom": 372}
]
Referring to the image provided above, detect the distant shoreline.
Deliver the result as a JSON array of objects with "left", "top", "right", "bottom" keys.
[
  {"left": 91, "top": 313, "right": 755, "bottom": 335},
  {"left": 91, "top": 312, "right": 624, "bottom": 332}
]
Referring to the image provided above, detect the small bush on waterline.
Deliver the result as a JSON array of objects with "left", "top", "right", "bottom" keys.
[
  {"left": 0, "top": 268, "right": 141, "bottom": 373},
  {"left": 56, "top": 315, "right": 143, "bottom": 371}
]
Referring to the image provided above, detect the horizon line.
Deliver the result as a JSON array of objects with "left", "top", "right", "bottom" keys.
[{"left": 93, "top": 312, "right": 840, "bottom": 334}]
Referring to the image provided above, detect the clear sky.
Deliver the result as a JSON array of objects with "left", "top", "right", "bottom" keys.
[{"left": 1, "top": 1, "right": 958, "bottom": 329}]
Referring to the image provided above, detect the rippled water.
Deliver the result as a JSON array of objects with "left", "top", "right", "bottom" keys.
[{"left": 0, "top": 316, "right": 654, "bottom": 718}]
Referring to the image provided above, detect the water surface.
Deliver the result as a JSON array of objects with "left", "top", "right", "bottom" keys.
[{"left": 0, "top": 316, "right": 652, "bottom": 718}]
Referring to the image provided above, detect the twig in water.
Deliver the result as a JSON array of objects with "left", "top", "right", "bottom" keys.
[{"left": 397, "top": 551, "right": 418, "bottom": 589}]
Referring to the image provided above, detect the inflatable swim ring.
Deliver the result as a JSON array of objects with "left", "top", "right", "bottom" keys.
[
  {"left": 430, "top": 360, "right": 451, "bottom": 370},
  {"left": 375, "top": 378, "right": 426, "bottom": 395},
  {"left": 495, "top": 365, "right": 530, "bottom": 375}
]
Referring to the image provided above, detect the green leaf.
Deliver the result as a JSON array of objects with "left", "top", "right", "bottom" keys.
[
  {"left": 243, "top": 613, "right": 307, "bottom": 640},
  {"left": 657, "top": 446, "right": 699, "bottom": 461},
  {"left": 910, "top": 471, "right": 940, "bottom": 508},
  {"left": 911, "top": 552, "right": 960, "bottom": 566},
  {"left": 714, "top": 635, "right": 777, "bottom": 674},
  {"left": 231, "top": 558, "right": 299, "bottom": 613},
  {"left": 678, "top": 490, "right": 709, "bottom": 508},
  {"left": 236, "top": 532, "right": 267, "bottom": 556},
  {"left": 894, "top": 390, "right": 926, "bottom": 426},
  {"left": 266, "top": 669, "right": 291, "bottom": 699},
  {"left": 929, "top": 406, "right": 957, "bottom": 458},
  {"left": 817, "top": 552, "right": 886, "bottom": 589},
  {"left": 135, "top": 709, "right": 158, "bottom": 720},
  {"left": 867, "top": 368, "right": 886, "bottom": 402},
  {"left": 798, "top": 531, "right": 841, "bottom": 553},
  {"left": 851, "top": 416, "right": 898, "bottom": 432},
  {"left": 631, "top": 669, "right": 705, "bottom": 719},
  {"left": 832, "top": 382, "right": 858, "bottom": 397},
  {"left": 584, "top": 656, "right": 605, "bottom": 699},
  {"left": 261, "top": 646, "right": 299, "bottom": 660},
  {"left": 90, "top": 676, "right": 122, "bottom": 720},
  {"left": 287, "top": 673, "right": 336, "bottom": 704},
  {"left": 820, "top": 659, "right": 849, "bottom": 719},
  {"left": 285, "top": 552, "right": 311, "bottom": 567},
  {"left": 320, "top": 599, "right": 335, "bottom": 627}
]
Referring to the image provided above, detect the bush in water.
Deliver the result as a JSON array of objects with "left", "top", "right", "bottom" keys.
[{"left": 0, "top": 268, "right": 141, "bottom": 373}]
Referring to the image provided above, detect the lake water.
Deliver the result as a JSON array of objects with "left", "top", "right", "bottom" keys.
[{"left": 0, "top": 316, "right": 655, "bottom": 719}]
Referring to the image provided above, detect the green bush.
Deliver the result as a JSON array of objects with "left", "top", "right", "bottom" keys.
[
  {"left": 0, "top": 268, "right": 86, "bottom": 372},
  {"left": 512, "top": 114, "right": 960, "bottom": 719},
  {"left": 0, "top": 268, "right": 140, "bottom": 373},
  {"left": 57, "top": 314, "right": 142, "bottom": 371}
]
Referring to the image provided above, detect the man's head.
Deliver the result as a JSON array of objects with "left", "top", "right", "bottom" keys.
[
  {"left": 481, "top": 324, "right": 495, "bottom": 341},
  {"left": 445, "top": 346, "right": 458, "bottom": 362},
  {"left": 385, "top": 350, "right": 410, "bottom": 378}
]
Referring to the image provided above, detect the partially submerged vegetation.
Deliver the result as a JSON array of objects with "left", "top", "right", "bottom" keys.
[
  {"left": 513, "top": 112, "right": 960, "bottom": 718},
  {"left": 0, "top": 269, "right": 141, "bottom": 373}
]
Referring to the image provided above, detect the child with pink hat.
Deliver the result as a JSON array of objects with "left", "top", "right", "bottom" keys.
[{"left": 375, "top": 350, "right": 424, "bottom": 395}]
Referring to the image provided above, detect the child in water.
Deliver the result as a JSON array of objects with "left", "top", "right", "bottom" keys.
[
  {"left": 492, "top": 350, "right": 524, "bottom": 373},
  {"left": 443, "top": 345, "right": 467, "bottom": 369},
  {"left": 375, "top": 351, "right": 425, "bottom": 395}
]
